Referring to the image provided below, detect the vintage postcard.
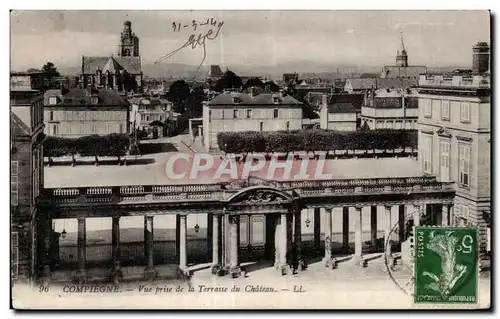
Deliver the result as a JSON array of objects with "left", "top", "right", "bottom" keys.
[{"left": 10, "top": 10, "right": 491, "bottom": 309}]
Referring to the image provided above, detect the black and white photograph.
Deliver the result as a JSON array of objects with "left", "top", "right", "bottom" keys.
[{"left": 8, "top": 8, "right": 492, "bottom": 309}]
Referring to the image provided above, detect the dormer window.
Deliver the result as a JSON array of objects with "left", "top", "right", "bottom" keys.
[
  {"left": 273, "top": 97, "right": 280, "bottom": 104},
  {"left": 48, "top": 96, "right": 58, "bottom": 105},
  {"left": 91, "top": 96, "right": 99, "bottom": 105},
  {"left": 232, "top": 97, "right": 241, "bottom": 104}
]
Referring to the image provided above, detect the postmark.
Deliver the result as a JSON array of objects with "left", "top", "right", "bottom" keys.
[{"left": 414, "top": 226, "right": 478, "bottom": 304}]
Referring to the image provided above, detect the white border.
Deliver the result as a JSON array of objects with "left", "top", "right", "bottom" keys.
[{"left": 2, "top": 1, "right": 498, "bottom": 317}]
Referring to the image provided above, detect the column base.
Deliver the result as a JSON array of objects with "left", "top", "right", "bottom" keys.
[
  {"left": 144, "top": 268, "right": 156, "bottom": 281},
  {"left": 74, "top": 270, "right": 87, "bottom": 283},
  {"left": 276, "top": 263, "right": 288, "bottom": 276},
  {"left": 229, "top": 266, "right": 241, "bottom": 278},
  {"left": 109, "top": 263, "right": 123, "bottom": 284},
  {"left": 323, "top": 256, "right": 333, "bottom": 267},
  {"left": 211, "top": 264, "right": 227, "bottom": 276},
  {"left": 354, "top": 256, "right": 367, "bottom": 268}
]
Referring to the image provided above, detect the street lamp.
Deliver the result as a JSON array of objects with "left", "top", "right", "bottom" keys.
[
  {"left": 194, "top": 214, "right": 200, "bottom": 234},
  {"left": 61, "top": 219, "right": 67, "bottom": 239},
  {"left": 305, "top": 210, "right": 311, "bottom": 228}
]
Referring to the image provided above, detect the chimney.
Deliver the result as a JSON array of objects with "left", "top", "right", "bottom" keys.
[
  {"left": 250, "top": 86, "right": 257, "bottom": 97},
  {"left": 472, "top": 42, "right": 490, "bottom": 75}
]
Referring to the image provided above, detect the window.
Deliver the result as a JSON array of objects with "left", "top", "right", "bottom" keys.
[
  {"left": 11, "top": 232, "right": 18, "bottom": 280},
  {"left": 11, "top": 162, "right": 18, "bottom": 206},
  {"left": 286, "top": 121, "right": 290, "bottom": 131},
  {"left": 49, "top": 111, "right": 54, "bottom": 121},
  {"left": 459, "top": 144, "right": 471, "bottom": 187},
  {"left": 441, "top": 100, "right": 450, "bottom": 120},
  {"left": 460, "top": 102, "right": 470, "bottom": 123},
  {"left": 273, "top": 109, "right": 279, "bottom": 119},
  {"left": 246, "top": 110, "right": 252, "bottom": 119},
  {"left": 146, "top": 115, "right": 150, "bottom": 122},
  {"left": 209, "top": 110, "right": 211, "bottom": 123},
  {"left": 440, "top": 140, "right": 450, "bottom": 181},
  {"left": 260, "top": 122, "right": 264, "bottom": 132},
  {"left": 220, "top": 110, "right": 225, "bottom": 119},
  {"left": 424, "top": 99, "right": 432, "bottom": 118},
  {"left": 273, "top": 97, "right": 280, "bottom": 104},
  {"left": 91, "top": 96, "right": 99, "bottom": 104},
  {"left": 48, "top": 96, "right": 57, "bottom": 105},
  {"left": 423, "top": 135, "right": 432, "bottom": 174},
  {"left": 455, "top": 204, "right": 473, "bottom": 226},
  {"left": 233, "top": 109, "right": 238, "bottom": 119}
]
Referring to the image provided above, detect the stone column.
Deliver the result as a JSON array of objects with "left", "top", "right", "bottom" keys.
[
  {"left": 342, "top": 207, "right": 350, "bottom": 253},
  {"left": 274, "top": 215, "right": 280, "bottom": 269},
  {"left": 278, "top": 213, "right": 288, "bottom": 275},
  {"left": 413, "top": 204, "right": 421, "bottom": 227},
  {"left": 323, "top": 208, "right": 332, "bottom": 266},
  {"left": 294, "top": 208, "right": 302, "bottom": 261},
  {"left": 211, "top": 214, "right": 220, "bottom": 269},
  {"left": 179, "top": 215, "right": 187, "bottom": 272},
  {"left": 384, "top": 205, "right": 392, "bottom": 260},
  {"left": 313, "top": 208, "right": 321, "bottom": 256},
  {"left": 354, "top": 206, "right": 363, "bottom": 266},
  {"left": 442, "top": 204, "right": 449, "bottom": 226},
  {"left": 229, "top": 215, "right": 241, "bottom": 277},
  {"left": 175, "top": 215, "right": 180, "bottom": 264},
  {"left": 399, "top": 205, "right": 405, "bottom": 244},
  {"left": 144, "top": 216, "right": 155, "bottom": 280},
  {"left": 370, "top": 206, "right": 377, "bottom": 252},
  {"left": 287, "top": 214, "right": 293, "bottom": 259},
  {"left": 111, "top": 216, "right": 121, "bottom": 282},
  {"left": 449, "top": 205, "right": 455, "bottom": 226},
  {"left": 75, "top": 218, "right": 86, "bottom": 283},
  {"left": 39, "top": 215, "right": 52, "bottom": 284},
  {"left": 207, "top": 213, "right": 213, "bottom": 262},
  {"left": 222, "top": 214, "right": 228, "bottom": 268}
]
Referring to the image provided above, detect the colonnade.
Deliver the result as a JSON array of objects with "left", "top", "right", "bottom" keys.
[{"left": 38, "top": 203, "right": 453, "bottom": 282}]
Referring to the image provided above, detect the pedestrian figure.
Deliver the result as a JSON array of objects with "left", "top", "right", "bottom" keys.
[{"left": 287, "top": 242, "right": 299, "bottom": 275}]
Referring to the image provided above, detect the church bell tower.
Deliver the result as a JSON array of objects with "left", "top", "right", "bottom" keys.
[
  {"left": 396, "top": 32, "right": 408, "bottom": 67},
  {"left": 118, "top": 20, "right": 140, "bottom": 57}
]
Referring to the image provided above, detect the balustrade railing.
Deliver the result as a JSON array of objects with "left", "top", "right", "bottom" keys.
[{"left": 41, "top": 176, "right": 453, "bottom": 206}]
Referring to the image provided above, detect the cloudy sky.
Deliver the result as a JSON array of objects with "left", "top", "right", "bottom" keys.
[{"left": 10, "top": 10, "right": 490, "bottom": 71}]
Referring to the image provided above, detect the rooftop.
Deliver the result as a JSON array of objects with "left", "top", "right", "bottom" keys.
[
  {"left": 207, "top": 92, "right": 302, "bottom": 106},
  {"left": 418, "top": 74, "right": 490, "bottom": 89},
  {"left": 44, "top": 88, "right": 129, "bottom": 106}
]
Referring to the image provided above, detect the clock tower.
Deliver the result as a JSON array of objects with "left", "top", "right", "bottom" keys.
[{"left": 118, "top": 20, "right": 139, "bottom": 57}]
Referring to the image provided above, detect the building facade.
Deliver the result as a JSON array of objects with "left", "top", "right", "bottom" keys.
[
  {"left": 43, "top": 88, "right": 130, "bottom": 138},
  {"left": 319, "top": 94, "right": 359, "bottom": 131},
  {"left": 10, "top": 72, "right": 45, "bottom": 284},
  {"left": 129, "top": 97, "right": 174, "bottom": 135},
  {"left": 417, "top": 67, "right": 490, "bottom": 252},
  {"left": 80, "top": 21, "right": 143, "bottom": 92},
  {"left": 361, "top": 88, "right": 419, "bottom": 130},
  {"left": 203, "top": 89, "right": 303, "bottom": 150}
]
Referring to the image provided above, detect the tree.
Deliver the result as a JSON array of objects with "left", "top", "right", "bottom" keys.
[
  {"left": 263, "top": 81, "right": 280, "bottom": 93},
  {"left": 184, "top": 86, "right": 205, "bottom": 118},
  {"left": 167, "top": 80, "right": 191, "bottom": 113},
  {"left": 41, "top": 62, "right": 61, "bottom": 89},
  {"left": 243, "top": 77, "right": 265, "bottom": 89},
  {"left": 213, "top": 70, "right": 243, "bottom": 92}
]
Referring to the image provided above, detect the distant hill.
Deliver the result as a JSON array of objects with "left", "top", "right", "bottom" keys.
[
  {"left": 59, "top": 227, "right": 208, "bottom": 246},
  {"left": 57, "top": 61, "right": 469, "bottom": 81}
]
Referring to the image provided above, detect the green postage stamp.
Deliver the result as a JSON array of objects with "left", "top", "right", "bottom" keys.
[{"left": 414, "top": 226, "right": 478, "bottom": 304}]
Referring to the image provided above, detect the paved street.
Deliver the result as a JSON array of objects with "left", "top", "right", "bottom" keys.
[{"left": 13, "top": 257, "right": 491, "bottom": 309}]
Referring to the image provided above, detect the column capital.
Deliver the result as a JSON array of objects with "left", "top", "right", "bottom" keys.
[
  {"left": 354, "top": 205, "right": 363, "bottom": 212},
  {"left": 384, "top": 205, "right": 392, "bottom": 211},
  {"left": 413, "top": 203, "right": 421, "bottom": 208}
]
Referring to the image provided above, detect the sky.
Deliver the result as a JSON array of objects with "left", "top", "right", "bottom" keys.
[{"left": 10, "top": 10, "right": 490, "bottom": 72}]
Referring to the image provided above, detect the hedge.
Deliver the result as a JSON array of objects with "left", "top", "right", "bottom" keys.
[
  {"left": 43, "top": 134, "right": 130, "bottom": 161},
  {"left": 217, "top": 129, "right": 417, "bottom": 154}
]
